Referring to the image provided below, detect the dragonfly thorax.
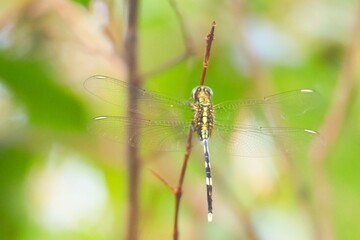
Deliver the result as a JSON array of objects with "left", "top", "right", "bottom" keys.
[{"left": 191, "top": 86, "right": 215, "bottom": 141}]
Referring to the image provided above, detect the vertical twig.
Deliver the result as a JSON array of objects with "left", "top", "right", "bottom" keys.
[
  {"left": 167, "top": 0, "right": 194, "bottom": 53},
  {"left": 232, "top": 0, "right": 306, "bottom": 196},
  {"left": 173, "top": 22, "right": 216, "bottom": 240},
  {"left": 150, "top": 22, "right": 216, "bottom": 240},
  {"left": 124, "top": 0, "right": 141, "bottom": 239},
  {"left": 141, "top": 0, "right": 196, "bottom": 79},
  {"left": 213, "top": 168, "right": 258, "bottom": 240},
  {"left": 308, "top": 3, "right": 360, "bottom": 240},
  {"left": 200, "top": 21, "right": 216, "bottom": 86},
  {"left": 173, "top": 129, "right": 193, "bottom": 240},
  {"left": 230, "top": 0, "right": 312, "bottom": 238}
]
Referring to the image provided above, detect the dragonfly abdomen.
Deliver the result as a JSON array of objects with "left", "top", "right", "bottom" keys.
[
  {"left": 203, "top": 139, "right": 213, "bottom": 222},
  {"left": 191, "top": 86, "right": 215, "bottom": 222}
]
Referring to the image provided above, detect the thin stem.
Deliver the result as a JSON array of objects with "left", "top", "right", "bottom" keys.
[
  {"left": 215, "top": 169, "right": 257, "bottom": 240},
  {"left": 167, "top": 0, "right": 194, "bottom": 52},
  {"left": 151, "top": 169, "right": 175, "bottom": 192},
  {"left": 200, "top": 21, "right": 216, "bottom": 86},
  {"left": 124, "top": 0, "right": 141, "bottom": 239},
  {"left": 229, "top": 0, "right": 304, "bottom": 239},
  {"left": 141, "top": 0, "right": 196, "bottom": 79},
  {"left": 142, "top": 51, "right": 191, "bottom": 79},
  {"left": 173, "top": 22, "right": 216, "bottom": 240},
  {"left": 147, "top": 22, "right": 216, "bottom": 240},
  {"left": 308, "top": 3, "right": 360, "bottom": 240},
  {"left": 173, "top": 129, "right": 193, "bottom": 240}
]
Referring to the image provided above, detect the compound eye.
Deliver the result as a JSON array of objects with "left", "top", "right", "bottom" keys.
[
  {"left": 191, "top": 86, "right": 200, "bottom": 98},
  {"left": 206, "top": 86, "right": 214, "bottom": 96}
]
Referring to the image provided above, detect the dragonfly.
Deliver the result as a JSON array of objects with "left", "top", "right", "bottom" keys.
[{"left": 84, "top": 75, "right": 320, "bottom": 222}]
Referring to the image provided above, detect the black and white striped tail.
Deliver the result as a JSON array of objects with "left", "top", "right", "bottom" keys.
[{"left": 203, "top": 139, "right": 213, "bottom": 222}]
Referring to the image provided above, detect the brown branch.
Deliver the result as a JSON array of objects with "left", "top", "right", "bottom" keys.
[
  {"left": 173, "top": 22, "right": 216, "bottom": 240},
  {"left": 230, "top": 0, "right": 316, "bottom": 239},
  {"left": 142, "top": 22, "right": 215, "bottom": 240},
  {"left": 142, "top": 51, "right": 192, "bottom": 79},
  {"left": 150, "top": 169, "right": 175, "bottom": 192},
  {"left": 173, "top": 129, "right": 193, "bottom": 240},
  {"left": 141, "top": 0, "right": 196, "bottom": 79},
  {"left": 308, "top": 3, "right": 360, "bottom": 240},
  {"left": 216, "top": 173, "right": 258, "bottom": 240},
  {"left": 124, "top": 0, "right": 141, "bottom": 239},
  {"left": 167, "top": 0, "right": 195, "bottom": 53},
  {"left": 141, "top": 22, "right": 216, "bottom": 240},
  {"left": 232, "top": 0, "right": 309, "bottom": 197},
  {"left": 309, "top": 6, "right": 360, "bottom": 165},
  {"left": 200, "top": 21, "right": 216, "bottom": 86},
  {"left": 103, "top": 0, "right": 123, "bottom": 56}
]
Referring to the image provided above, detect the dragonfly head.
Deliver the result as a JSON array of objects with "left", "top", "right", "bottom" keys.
[{"left": 192, "top": 86, "right": 214, "bottom": 102}]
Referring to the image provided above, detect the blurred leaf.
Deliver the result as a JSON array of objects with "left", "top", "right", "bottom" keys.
[
  {"left": 0, "top": 145, "right": 32, "bottom": 239},
  {"left": 0, "top": 52, "right": 88, "bottom": 132},
  {"left": 72, "top": 0, "right": 91, "bottom": 7}
]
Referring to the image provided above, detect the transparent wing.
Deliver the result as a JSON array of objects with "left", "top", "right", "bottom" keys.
[
  {"left": 84, "top": 75, "right": 190, "bottom": 119},
  {"left": 88, "top": 116, "right": 192, "bottom": 151},
  {"left": 214, "top": 89, "right": 321, "bottom": 123},
  {"left": 85, "top": 76, "right": 321, "bottom": 156},
  {"left": 213, "top": 124, "right": 321, "bottom": 157}
]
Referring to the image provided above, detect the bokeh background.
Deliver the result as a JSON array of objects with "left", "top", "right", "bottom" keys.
[{"left": 0, "top": 0, "right": 359, "bottom": 239}]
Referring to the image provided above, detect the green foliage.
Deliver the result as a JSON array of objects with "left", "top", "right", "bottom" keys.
[
  {"left": 0, "top": 146, "right": 32, "bottom": 240},
  {"left": 72, "top": 0, "right": 91, "bottom": 7},
  {"left": 0, "top": 52, "right": 88, "bottom": 131},
  {"left": 0, "top": 0, "right": 359, "bottom": 239}
]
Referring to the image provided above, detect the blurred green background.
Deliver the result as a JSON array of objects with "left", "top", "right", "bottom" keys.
[{"left": 0, "top": 0, "right": 360, "bottom": 239}]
